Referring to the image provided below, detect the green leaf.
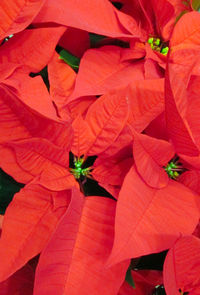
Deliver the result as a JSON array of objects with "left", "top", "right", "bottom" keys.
[
  {"left": 0, "top": 169, "right": 24, "bottom": 214},
  {"left": 125, "top": 266, "right": 135, "bottom": 288},
  {"left": 89, "top": 33, "right": 106, "bottom": 47},
  {"left": 191, "top": 0, "right": 200, "bottom": 11},
  {"left": 59, "top": 49, "right": 80, "bottom": 71}
]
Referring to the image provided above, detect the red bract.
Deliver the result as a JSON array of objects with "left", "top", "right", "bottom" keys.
[
  {"left": 0, "top": 84, "right": 75, "bottom": 187},
  {"left": 67, "top": 46, "right": 145, "bottom": 102},
  {"left": 69, "top": 87, "right": 131, "bottom": 157},
  {"left": 58, "top": 28, "right": 90, "bottom": 58},
  {"left": 164, "top": 235, "right": 200, "bottom": 294},
  {"left": 167, "top": 0, "right": 192, "bottom": 16},
  {"left": 118, "top": 270, "right": 163, "bottom": 295},
  {"left": 47, "top": 51, "right": 95, "bottom": 120},
  {"left": 126, "top": 79, "right": 165, "bottom": 132},
  {"left": 33, "top": 0, "right": 181, "bottom": 42},
  {"left": 179, "top": 170, "right": 200, "bottom": 194},
  {"left": 34, "top": 192, "right": 129, "bottom": 295},
  {"left": 33, "top": 0, "right": 180, "bottom": 106},
  {"left": 48, "top": 51, "right": 76, "bottom": 119},
  {"left": 165, "top": 67, "right": 199, "bottom": 157},
  {"left": 0, "top": 26, "right": 66, "bottom": 73},
  {"left": 132, "top": 129, "right": 175, "bottom": 188},
  {"left": 165, "top": 12, "right": 200, "bottom": 193},
  {"left": 0, "top": 26, "right": 78, "bottom": 185},
  {"left": 84, "top": 87, "right": 130, "bottom": 155},
  {"left": 0, "top": 184, "right": 70, "bottom": 281},
  {"left": 0, "top": 256, "right": 38, "bottom": 295},
  {"left": 0, "top": 1, "right": 200, "bottom": 294},
  {"left": 0, "top": 0, "right": 46, "bottom": 40},
  {"left": 0, "top": 215, "right": 3, "bottom": 231},
  {"left": 165, "top": 15, "right": 200, "bottom": 158},
  {"left": 107, "top": 165, "right": 200, "bottom": 265},
  {"left": 92, "top": 156, "right": 132, "bottom": 189},
  {"left": 33, "top": 0, "right": 138, "bottom": 38}
]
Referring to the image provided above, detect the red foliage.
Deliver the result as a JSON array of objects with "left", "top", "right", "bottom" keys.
[{"left": 0, "top": 2, "right": 199, "bottom": 295}]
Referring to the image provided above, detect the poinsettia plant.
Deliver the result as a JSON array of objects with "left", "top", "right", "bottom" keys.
[{"left": 0, "top": 0, "right": 200, "bottom": 294}]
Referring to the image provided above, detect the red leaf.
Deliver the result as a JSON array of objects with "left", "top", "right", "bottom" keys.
[
  {"left": 0, "top": 257, "right": 37, "bottom": 295},
  {"left": 127, "top": 79, "right": 164, "bottom": 132},
  {"left": 165, "top": 62, "right": 199, "bottom": 156},
  {"left": 92, "top": 157, "right": 132, "bottom": 186},
  {"left": 0, "top": 27, "right": 66, "bottom": 73},
  {"left": 164, "top": 235, "right": 200, "bottom": 295},
  {"left": 2, "top": 137, "right": 78, "bottom": 190},
  {"left": 171, "top": 11, "right": 200, "bottom": 46},
  {"left": 0, "top": 83, "right": 72, "bottom": 147},
  {"left": 0, "top": 215, "right": 3, "bottom": 230},
  {"left": 178, "top": 170, "right": 200, "bottom": 194},
  {"left": 107, "top": 166, "right": 200, "bottom": 265},
  {"left": 0, "top": 0, "right": 45, "bottom": 39},
  {"left": 170, "top": 12, "right": 200, "bottom": 69},
  {"left": 185, "top": 76, "right": 200, "bottom": 150},
  {"left": 0, "top": 184, "right": 70, "bottom": 281},
  {"left": 34, "top": 0, "right": 136, "bottom": 38},
  {"left": 4, "top": 137, "right": 69, "bottom": 175},
  {"left": 59, "top": 28, "right": 90, "bottom": 58},
  {"left": 34, "top": 191, "right": 129, "bottom": 295},
  {"left": 132, "top": 130, "right": 174, "bottom": 188},
  {"left": 4, "top": 70, "right": 59, "bottom": 120},
  {"left": 118, "top": 270, "right": 163, "bottom": 295},
  {"left": 138, "top": 0, "right": 174, "bottom": 39},
  {"left": 99, "top": 125, "right": 133, "bottom": 159},
  {"left": 36, "top": 163, "right": 78, "bottom": 191},
  {"left": 167, "top": 0, "right": 191, "bottom": 18},
  {"left": 144, "top": 112, "right": 169, "bottom": 141},
  {"left": 67, "top": 96, "right": 96, "bottom": 120},
  {"left": 48, "top": 51, "right": 76, "bottom": 119},
  {"left": 71, "top": 115, "right": 95, "bottom": 157},
  {"left": 68, "top": 46, "right": 144, "bottom": 102},
  {"left": 85, "top": 88, "right": 130, "bottom": 155},
  {"left": 0, "top": 146, "right": 33, "bottom": 183}
]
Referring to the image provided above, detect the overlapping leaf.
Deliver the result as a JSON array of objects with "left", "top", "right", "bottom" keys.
[
  {"left": 0, "top": 27, "right": 66, "bottom": 73},
  {"left": 59, "top": 28, "right": 90, "bottom": 58},
  {"left": 138, "top": 0, "right": 174, "bottom": 39},
  {"left": 179, "top": 170, "right": 200, "bottom": 194},
  {"left": 2, "top": 137, "right": 78, "bottom": 191},
  {"left": 34, "top": 191, "right": 129, "bottom": 295},
  {"left": 0, "top": 83, "right": 71, "bottom": 146},
  {"left": 118, "top": 270, "right": 163, "bottom": 295},
  {"left": 85, "top": 87, "right": 130, "bottom": 155},
  {"left": 3, "top": 71, "right": 59, "bottom": 120},
  {"left": 165, "top": 64, "right": 199, "bottom": 156},
  {"left": 71, "top": 115, "right": 94, "bottom": 157},
  {"left": 92, "top": 157, "right": 132, "bottom": 187},
  {"left": 127, "top": 79, "right": 164, "bottom": 132},
  {"left": 107, "top": 166, "right": 200, "bottom": 265},
  {"left": 0, "top": 256, "right": 38, "bottom": 295},
  {"left": 0, "top": 0, "right": 45, "bottom": 40},
  {"left": 170, "top": 11, "right": 200, "bottom": 46},
  {"left": 67, "top": 46, "right": 144, "bottom": 102},
  {"left": 0, "top": 82, "right": 68, "bottom": 145},
  {"left": 48, "top": 51, "right": 76, "bottom": 119},
  {"left": 132, "top": 130, "right": 174, "bottom": 188},
  {"left": 164, "top": 235, "right": 200, "bottom": 294},
  {"left": 0, "top": 184, "right": 70, "bottom": 281},
  {"left": 34, "top": 0, "right": 138, "bottom": 38}
]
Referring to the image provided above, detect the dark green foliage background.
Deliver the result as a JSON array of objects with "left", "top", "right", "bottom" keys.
[{"left": 0, "top": 169, "right": 24, "bottom": 214}]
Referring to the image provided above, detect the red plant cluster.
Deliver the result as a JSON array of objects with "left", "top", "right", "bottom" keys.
[{"left": 0, "top": 0, "right": 200, "bottom": 294}]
